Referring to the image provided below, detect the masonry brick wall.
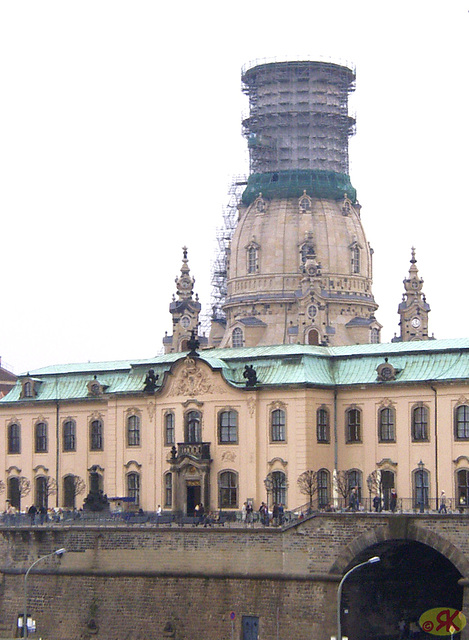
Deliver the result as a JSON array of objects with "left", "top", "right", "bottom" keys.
[{"left": 0, "top": 514, "right": 467, "bottom": 640}]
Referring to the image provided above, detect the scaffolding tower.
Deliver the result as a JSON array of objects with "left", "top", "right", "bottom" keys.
[
  {"left": 209, "top": 175, "right": 247, "bottom": 323},
  {"left": 241, "top": 59, "right": 356, "bottom": 175}
]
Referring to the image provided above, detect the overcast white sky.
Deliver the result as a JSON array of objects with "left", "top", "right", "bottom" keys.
[{"left": 1, "top": 1, "right": 468, "bottom": 374}]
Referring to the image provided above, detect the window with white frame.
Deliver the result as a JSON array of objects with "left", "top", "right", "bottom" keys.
[
  {"left": 232, "top": 327, "right": 243, "bottom": 348},
  {"left": 271, "top": 408, "right": 286, "bottom": 442}
]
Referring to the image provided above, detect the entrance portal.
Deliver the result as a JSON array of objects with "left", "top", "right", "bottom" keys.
[
  {"left": 186, "top": 483, "right": 201, "bottom": 515},
  {"left": 381, "top": 470, "right": 395, "bottom": 510}
]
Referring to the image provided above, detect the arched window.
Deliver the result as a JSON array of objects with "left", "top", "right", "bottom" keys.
[
  {"left": 7, "top": 423, "right": 21, "bottom": 454},
  {"left": 414, "top": 467, "right": 429, "bottom": 510},
  {"left": 378, "top": 407, "right": 395, "bottom": 442},
  {"left": 63, "top": 475, "right": 77, "bottom": 509},
  {"left": 317, "top": 407, "right": 329, "bottom": 443},
  {"left": 232, "top": 327, "right": 243, "bottom": 348},
  {"left": 219, "top": 471, "right": 238, "bottom": 508},
  {"left": 90, "top": 419, "right": 104, "bottom": 450},
  {"left": 127, "top": 414, "right": 140, "bottom": 447},
  {"left": 127, "top": 472, "right": 140, "bottom": 507},
  {"left": 165, "top": 412, "right": 175, "bottom": 446},
  {"left": 346, "top": 408, "right": 361, "bottom": 443},
  {"left": 348, "top": 469, "right": 363, "bottom": 503},
  {"left": 186, "top": 411, "right": 201, "bottom": 444},
  {"left": 351, "top": 245, "right": 360, "bottom": 274},
  {"left": 307, "top": 329, "right": 320, "bottom": 345},
  {"left": 219, "top": 410, "right": 238, "bottom": 444},
  {"left": 299, "top": 195, "right": 311, "bottom": 212},
  {"left": 455, "top": 405, "right": 469, "bottom": 440},
  {"left": 63, "top": 419, "right": 76, "bottom": 452},
  {"left": 7, "top": 477, "right": 20, "bottom": 510},
  {"left": 271, "top": 408, "right": 286, "bottom": 442},
  {"left": 164, "top": 473, "right": 173, "bottom": 507},
  {"left": 247, "top": 245, "right": 259, "bottom": 274},
  {"left": 318, "top": 469, "right": 330, "bottom": 508},
  {"left": 370, "top": 327, "right": 380, "bottom": 344},
  {"left": 457, "top": 469, "right": 469, "bottom": 507},
  {"left": 35, "top": 476, "right": 48, "bottom": 509},
  {"left": 412, "top": 405, "right": 429, "bottom": 441},
  {"left": 35, "top": 422, "right": 48, "bottom": 453},
  {"left": 271, "top": 471, "right": 287, "bottom": 506}
]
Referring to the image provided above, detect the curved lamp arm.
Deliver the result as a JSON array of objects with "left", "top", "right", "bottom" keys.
[
  {"left": 23, "top": 549, "right": 66, "bottom": 637},
  {"left": 337, "top": 556, "right": 380, "bottom": 640}
]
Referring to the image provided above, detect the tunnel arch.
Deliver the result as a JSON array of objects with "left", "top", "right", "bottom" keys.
[
  {"left": 330, "top": 520, "right": 469, "bottom": 577},
  {"left": 330, "top": 523, "right": 467, "bottom": 640}
]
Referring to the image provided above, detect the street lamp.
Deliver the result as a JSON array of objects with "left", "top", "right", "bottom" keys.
[
  {"left": 418, "top": 460, "right": 425, "bottom": 513},
  {"left": 337, "top": 556, "right": 380, "bottom": 640},
  {"left": 22, "top": 548, "right": 66, "bottom": 637},
  {"left": 264, "top": 474, "right": 273, "bottom": 526}
]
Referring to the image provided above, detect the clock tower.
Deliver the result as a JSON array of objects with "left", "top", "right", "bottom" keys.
[
  {"left": 163, "top": 247, "right": 206, "bottom": 353},
  {"left": 394, "top": 248, "right": 432, "bottom": 342}
]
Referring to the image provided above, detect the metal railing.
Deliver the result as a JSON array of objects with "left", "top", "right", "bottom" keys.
[{"left": 0, "top": 498, "right": 466, "bottom": 530}]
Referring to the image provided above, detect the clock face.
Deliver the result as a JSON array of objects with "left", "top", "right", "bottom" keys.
[
  {"left": 411, "top": 317, "right": 421, "bottom": 328},
  {"left": 411, "top": 280, "right": 419, "bottom": 290},
  {"left": 180, "top": 316, "right": 191, "bottom": 328}
]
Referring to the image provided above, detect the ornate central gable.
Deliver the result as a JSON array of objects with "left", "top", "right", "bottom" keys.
[{"left": 172, "top": 357, "right": 213, "bottom": 396}]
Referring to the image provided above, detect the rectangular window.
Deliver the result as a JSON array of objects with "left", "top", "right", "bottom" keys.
[
  {"left": 165, "top": 413, "right": 175, "bottom": 446},
  {"left": 271, "top": 409, "right": 286, "bottom": 442},
  {"left": 165, "top": 474, "right": 172, "bottom": 507},
  {"left": 90, "top": 420, "right": 104, "bottom": 451},
  {"left": 346, "top": 409, "right": 361, "bottom": 443},
  {"left": 317, "top": 408, "right": 329, "bottom": 443}
]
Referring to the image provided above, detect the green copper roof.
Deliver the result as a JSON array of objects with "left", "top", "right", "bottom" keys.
[
  {"left": 241, "top": 169, "right": 357, "bottom": 205},
  {"left": 2, "top": 339, "right": 469, "bottom": 403}
]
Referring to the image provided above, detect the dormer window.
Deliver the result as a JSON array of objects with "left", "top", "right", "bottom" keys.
[
  {"left": 254, "top": 194, "right": 266, "bottom": 212},
  {"left": 299, "top": 191, "right": 312, "bottom": 212},
  {"left": 87, "top": 377, "right": 103, "bottom": 397},
  {"left": 246, "top": 239, "right": 260, "bottom": 274},
  {"left": 21, "top": 378, "right": 38, "bottom": 399}
]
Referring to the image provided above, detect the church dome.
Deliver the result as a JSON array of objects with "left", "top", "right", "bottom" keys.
[{"left": 220, "top": 190, "right": 379, "bottom": 348}]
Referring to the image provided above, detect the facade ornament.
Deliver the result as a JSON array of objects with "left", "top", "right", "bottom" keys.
[
  {"left": 247, "top": 396, "right": 256, "bottom": 417},
  {"left": 146, "top": 400, "right": 156, "bottom": 420},
  {"left": 173, "top": 358, "right": 212, "bottom": 396},
  {"left": 377, "top": 358, "right": 398, "bottom": 382}
]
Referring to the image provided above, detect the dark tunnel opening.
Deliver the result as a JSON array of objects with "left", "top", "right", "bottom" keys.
[{"left": 340, "top": 540, "right": 463, "bottom": 640}]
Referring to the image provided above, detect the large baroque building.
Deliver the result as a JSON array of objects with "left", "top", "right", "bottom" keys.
[{"left": 1, "top": 59, "right": 462, "bottom": 517}]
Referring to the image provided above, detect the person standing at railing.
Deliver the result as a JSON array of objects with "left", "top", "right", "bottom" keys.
[
  {"left": 390, "top": 489, "right": 397, "bottom": 513},
  {"left": 439, "top": 491, "right": 447, "bottom": 513}
]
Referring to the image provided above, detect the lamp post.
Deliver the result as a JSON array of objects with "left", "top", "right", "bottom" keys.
[
  {"left": 418, "top": 460, "right": 425, "bottom": 513},
  {"left": 23, "top": 548, "right": 66, "bottom": 637},
  {"left": 264, "top": 474, "right": 273, "bottom": 526},
  {"left": 337, "top": 556, "right": 380, "bottom": 640}
]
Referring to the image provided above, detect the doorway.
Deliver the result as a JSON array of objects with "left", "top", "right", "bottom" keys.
[
  {"left": 186, "top": 483, "right": 201, "bottom": 515},
  {"left": 381, "top": 470, "right": 394, "bottom": 510},
  {"left": 242, "top": 616, "right": 259, "bottom": 640}
]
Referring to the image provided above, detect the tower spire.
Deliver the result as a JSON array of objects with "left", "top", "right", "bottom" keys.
[
  {"left": 394, "top": 248, "right": 432, "bottom": 342},
  {"left": 163, "top": 247, "right": 206, "bottom": 354}
]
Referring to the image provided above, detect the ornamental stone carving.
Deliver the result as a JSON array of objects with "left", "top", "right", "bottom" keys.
[{"left": 173, "top": 358, "right": 213, "bottom": 396}]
